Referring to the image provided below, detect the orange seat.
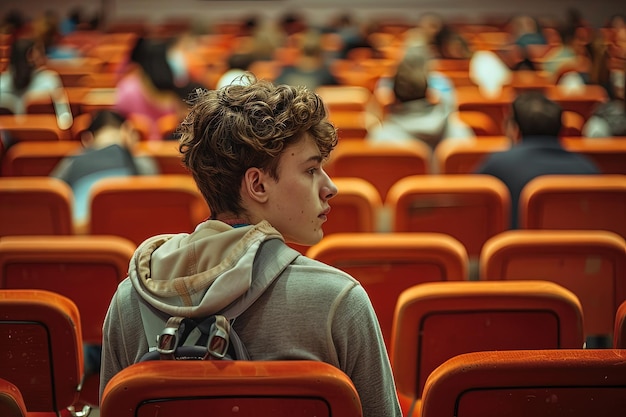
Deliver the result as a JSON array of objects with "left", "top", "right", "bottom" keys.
[
  {"left": 88, "top": 175, "right": 210, "bottom": 246},
  {"left": 288, "top": 177, "right": 383, "bottom": 254},
  {"left": 0, "top": 141, "right": 81, "bottom": 176},
  {"left": 545, "top": 84, "right": 609, "bottom": 120},
  {"left": 100, "top": 360, "right": 362, "bottom": 417},
  {"left": 0, "top": 114, "right": 70, "bottom": 141},
  {"left": 307, "top": 232, "right": 468, "bottom": 348},
  {"left": 480, "top": 229, "right": 626, "bottom": 340},
  {"left": 0, "top": 378, "right": 27, "bottom": 417},
  {"left": 386, "top": 174, "right": 510, "bottom": 258},
  {"left": 315, "top": 85, "right": 376, "bottom": 113},
  {"left": 455, "top": 85, "right": 516, "bottom": 136},
  {"left": 327, "top": 111, "right": 381, "bottom": 141},
  {"left": 519, "top": 174, "right": 626, "bottom": 238},
  {"left": 0, "top": 177, "right": 74, "bottom": 236},
  {"left": 614, "top": 299, "right": 626, "bottom": 348},
  {"left": 391, "top": 281, "right": 585, "bottom": 417},
  {"left": 0, "top": 235, "right": 135, "bottom": 345},
  {"left": 134, "top": 141, "right": 189, "bottom": 174},
  {"left": 560, "top": 110, "right": 585, "bottom": 137},
  {"left": 562, "top": 137, "right": 626, "bottom": 175},
  {"left": 326, "top": 177, "right": 383, "bottom": 232},
  {"left": 456, "top": 110, "right": 503, "bottom": 136},
  {"left": 434, "top": 136, "right": 510, "bottom": 174},
  {"left": 0, "top": 234, "right": 136, "bottom": 407},
  {"left": 420, "top": 349, "right": 626, "bottom": 417},
  {"left": 0, "top": 289, "right": 83, "bottom": 415},
  {"left": 326, "top": 140, "right": 431, "bottom": 201}
]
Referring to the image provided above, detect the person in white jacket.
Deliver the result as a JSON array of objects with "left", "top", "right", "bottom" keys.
[{"left": 100, "top": 75, "right": 402, "bottom": 417}]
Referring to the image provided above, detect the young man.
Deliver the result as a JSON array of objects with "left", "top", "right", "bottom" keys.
[
  {"left": 475, "top": 91, "right": 600, "bottom": 228},
  {"left": 100, "top": 77, "right": 402, "bottom": 416}
]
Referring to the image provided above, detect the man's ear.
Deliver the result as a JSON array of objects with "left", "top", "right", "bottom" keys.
[{"left": 243, "top": 167, "right": 269, "bottom": 203}]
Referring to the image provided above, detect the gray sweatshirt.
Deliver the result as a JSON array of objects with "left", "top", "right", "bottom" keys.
[{"left": 100, "top": 220, "right": 402, "bottom": 417}]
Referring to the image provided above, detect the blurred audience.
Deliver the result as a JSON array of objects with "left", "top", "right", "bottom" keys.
[
  {"left": 274, "top": 29, "right": 338, "bottom": 90},
  {"left": 114, "top": 37, "right": 204, "bottom": 141},
  {"left": 50, "top": 110, "right": 159, "bottom": 226},
  {"left": 367, "top": 53, "right": 474, "bottom": 150},
  {"left": 0, "top": 37, "right": 73, "bottom": 128}
]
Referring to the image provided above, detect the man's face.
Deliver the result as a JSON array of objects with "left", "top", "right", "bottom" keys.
[{"left": 262, "top": 134, "right": 338, "bottom": 246}]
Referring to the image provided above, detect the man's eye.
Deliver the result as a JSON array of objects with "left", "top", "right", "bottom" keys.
[{"left": 307, "top": 167, "right": 318, "bottom": 175}]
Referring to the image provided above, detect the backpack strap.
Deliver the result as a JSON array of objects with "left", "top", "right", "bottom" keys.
[{"left": 138, "top": 238, "right": 300, "bottom": 358}]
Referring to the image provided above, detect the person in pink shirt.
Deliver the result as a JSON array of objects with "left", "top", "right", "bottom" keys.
[{"left": 115, "top": 37, "right": 200, "bottom": 141}]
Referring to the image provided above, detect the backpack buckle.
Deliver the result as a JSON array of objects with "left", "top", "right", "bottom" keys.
[
  {"left": 206, "top": 315, "right": 230, "bottom": 359},
  {"left": 156, "top": 317, "right": 183, "bottom": 359}
]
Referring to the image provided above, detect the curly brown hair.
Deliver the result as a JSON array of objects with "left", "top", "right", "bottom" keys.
[{"left": 178, "top": 75, "right": 337, "bottom": 218}]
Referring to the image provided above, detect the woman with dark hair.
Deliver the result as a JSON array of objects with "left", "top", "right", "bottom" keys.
[
  {"left": 114, "top": 37, "right": 203, "bottom": 141},
  {"left": 0, "top": 37, "right": 73, "bottom": 128}
]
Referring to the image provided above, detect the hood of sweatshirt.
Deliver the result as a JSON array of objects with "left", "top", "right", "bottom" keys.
[
  {"left": 128, "top": 219, "right": 283, "bottom": 318},
  {"left": 382, "top": 99, "right": 449, "bottom": 145}
]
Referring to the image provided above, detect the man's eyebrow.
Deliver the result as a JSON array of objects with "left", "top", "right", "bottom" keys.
[{"left": 301, "top": 154, "right": 323, "bottom": 164}]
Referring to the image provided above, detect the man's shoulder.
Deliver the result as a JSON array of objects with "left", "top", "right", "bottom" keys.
[{"left": 288, "top": 255, "right": 361, "bottom": 285}]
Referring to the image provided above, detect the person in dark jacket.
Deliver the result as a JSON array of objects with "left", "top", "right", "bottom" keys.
[{"left": 475, "top": 91, "right": 600, "bottom": 228}]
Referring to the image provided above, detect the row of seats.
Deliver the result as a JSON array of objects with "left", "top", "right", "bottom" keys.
[
  {"left": 2, "top": 134, "right": 625, "bottom": 183},
  {"left": 0, "top": 174, "right": 626, "bottom": 257},
  {"left": 2, "top": 279, "right": 626, "bottom": 416},
  {"left": 307, "top": 229, "right": 626, "bottom": 350},
  {"left": 1, "top": 173, "right": 624, "bottom": 257}
]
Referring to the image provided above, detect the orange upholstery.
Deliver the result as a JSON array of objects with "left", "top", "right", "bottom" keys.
[
  {"left": 519, "top": 174, "right": 626, "bottom": 238},
  {"left": 100, "top": 360, "right": 362, "bottom": 417},
  {"left": 387, "top": 174, "right": 510, "bottom": 257},
  {"left": 327, "top": 111, "right": 381, "bottom": 141},
  {"left": 614, "top": 299, "right": 626, "bottom": 348},
  {"left": 88, "top": 175, "right": 210, "bottom": 246},
  {"left": 134, "top": 141, "right": 189, "bottom": 174},
  {"left": 315, "top": 85, "right": 375, "bottom": 113},
  {"left": 288, "top": 177, "right": 383, "bottom": 254},
  {"left": 455, "top": 85, "right": 516, "bottom": 136},
  {"left": 307, "top": 232, "right": 468, "bottom": 348},
  {"left": 0, "top": 289, "right": 83, "bottom": 414},
  {"left": 0, "top": 141, "right": 81, "bottom": 176},
  {"left": 420, "top": 349, "right": 626, "bottom": 417},
  {"left": 0, "top": 235, "right": 135, "bottom": 344},
  {"left": 456, "top": 110, "right": 502, "bottom": 136},
  {"left": 0, "top": 177, "right": 74, "bottom": 236},
  {"left": 545, "top": 84, "right": 608, "bottom": 120},
  {"left": 434, "top": 136, "right": 510, "bottom": 174},
  {"left": 391, "top": 281, "right": 585, "bottom": 417},
  {"left": 0, "top": 235, "right": 136, "bottom": 407},
  {"left": 560, "top": 110, "right": 585, "bottom": 137},
  {"left": 326, "top": 140, "right": 431, "bottom": 201},
  {"left": 562, "top": 137, "right": 626, "bottom": 175},
  {"left": 480, "top": 229, "right": 626, "bottom": 339},
  {"left": 323, "top": 177, "right": 383, "bottom": 233},
  {"left": 0, "top": 378, "right": 27, "bottom": 417},
  {"left": 0, "top": 114, "right": 70, "bottom": 141}
]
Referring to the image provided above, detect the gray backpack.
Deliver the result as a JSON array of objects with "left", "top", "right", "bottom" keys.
[{"left": 138, "top": 239, "right": 299, "bottom": 361}]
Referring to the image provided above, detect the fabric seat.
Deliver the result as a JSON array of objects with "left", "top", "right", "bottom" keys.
[
  {"left": 0, "top": 289, "right": 83, "bottom": 415},
  {"left": 519, "top": 174, "right": 626, "bottom": 238},
  {"left": 386, "top": 174, "right": 510, "bottom": 258},
  {"left": 100, "top": 360, "right": 362, "bottom": 417},
  {"left": 480, "top": 229, "right": 626, "bottom": 341},
  {"left": 391, "top": 280, "right": 585, "bottom": 417},
  {"left": 420, "top": 349, "right": 626, "bottom": 417},
  {"left": 0, "top": 177, "right": 74, "bottom": 236}
]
